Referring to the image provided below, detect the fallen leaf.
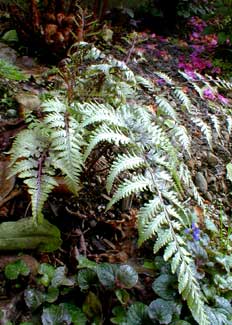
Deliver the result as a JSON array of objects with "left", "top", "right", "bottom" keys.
[{"left": 0, "top": 160, "right": 15, "bottom": 204}]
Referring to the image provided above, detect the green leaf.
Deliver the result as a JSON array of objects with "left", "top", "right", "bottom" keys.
[
  {"left": 96, "top": 263, "right": 115, "bottom": 288},
  {"left": 51, "top": 266, "right": 75, "bottom": 288},
  {"left": 4, "top": 259, "right": 30, "bottom": 280},
  {"left": 0, "top": 218, "right": 62, "bottom": 252},
  {"left": 2, "top": 29, "right": 18, "bottom": 42},
  {"left": 45, "top": 287, "right": 59, "bottom": 303},
  {"left": 77, "top": 269, "right": 98, "bottom": 290},
  {"left": 60, "top": 303, "right": 87, "bottom": 325},
  {"left": 127, "top": 302, "right": 150, "bottom": 325},
  {"left": 115, "top": 289, "right": 130, "bottom": 305},
  {"left": 172, "top": 320, "right": 191, "bottom": 325},
  {"left": 41, "top": 304, "right": 72, "bottom": 325},
  {"left": 152, "top": 274, "right": 177, "bottom": 300},
  {"left": 82, "top": 291, "right": 102, "bottom": 320},
  {"left": 24, "top": 288, "right": 45, "bottom": 311},
  {"left": 148, "top": 298, "right": 175, "bottom": 324},
  {"left": 77, "top": 255, "right": 98, "bottom": 269},
  {"left": 38, "top": 263, "right": 56, "bottom": 287},
  {"left": 110, "top": 306, "right": 127, "bottom": 324},
  {"left": 116, "top": 265, "right": 138, "bottom": 289}
]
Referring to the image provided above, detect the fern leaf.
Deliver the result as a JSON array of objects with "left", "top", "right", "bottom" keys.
[
  {"left": 172, "top": 125, "right": 191, "bottom": 155},
  {"left": 192, "top": 118, "right": 213, "bottom": 149},
  {"left": 171, "top": 251, "right": 181, "bottom": 273},
  {"left": 174, "top": 88, "right": 192, "bottom": 112},
  {"left": 156, "top": 96, "right": 177, "bottom": 120},
  {"left": 153, "top": 228, "right": 172, "bottom": 254},
  {"left": 77, "top": 102, "right": 125, "bottom": 128},
  {"left": 163, "top": 241, "right": 177, "bottom": 261},
  {"left": 84, "top": 125, "right": 131, "bottom": 161},
  {"left": 138, "top": 211, "right": 166, "bottom": 245},
  {"left": 106, "top": 153, "right": 145, "bottom": 193},
  {"left": 226, "top": 116, "right": 232, "bottom": 134},
  {"left": 107, "top": 175, "right": 153, "bottom": 210},
  {"left": 154, "top": 71, "right": 174, "bottom": 85},
  {"left": 209, "top": 114, "right": 221, "bottom": 137},
  {"left": 44, "top": 100, "right": 84, "bottom": 195},
  {"left": 136, "top": 75, "right": 155, "bottom": 92}
]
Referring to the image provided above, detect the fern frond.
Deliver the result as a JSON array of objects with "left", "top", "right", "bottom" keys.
[
  {"left": 106, "top": 153, "right": 146, "bottom": 193},
  {"left": 174, "top": 88, "right": 192, "bottom": 112},
  {"left": 172, "top": 125, "right": 191, "bottom": 155},
  {"left": 156, "top": 96, "right": 178, "bottom": 120},
  {"left": 153, "top": 228, "right": 173, "bottom": 254},
  {"left": 76, "top": 102, "right": 125, "bottom": 128},
  {"left": 209, "top": 114, "right": 221, "bottom": 137},
  {"left": 226, "top": 116, "right": 232, "bottom": 134},
  {"left": 84, "top": 125, "right": 131, "bottom": 161},
  {"left": 192, "top": 118, "right": 213, "bottom": 149},
  {"left": 106, "top": 175, "right": 153, "bottom": 210},
  {"left": 154, "top": 71, "right": 174, "bottom": 85},
  {"left": 135, "top": 75, "right": 155, "bottom": 92},
  {"left": 9, "top": 127, "right": 57, "bottom": 223},
  {"left": 43, "top": 99, "right": 84, "bottom": 195}
]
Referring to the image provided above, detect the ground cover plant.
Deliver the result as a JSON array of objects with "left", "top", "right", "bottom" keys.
[{"left": 0, "top": 1, "right": 232, "bottom": 324}]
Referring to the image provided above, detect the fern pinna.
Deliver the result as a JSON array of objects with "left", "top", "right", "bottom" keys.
[
  {"left": 9, "top": 100, "right": 84, "bottom": 224},
  {"left": 76, "top": 101, "right": 209, "bottom": 325}
]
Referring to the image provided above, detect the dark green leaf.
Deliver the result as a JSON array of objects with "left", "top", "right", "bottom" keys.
[
  {"left": 45, "top": 287, "right": 59, "bottom": 303},
  {"left": 127, "top": 302, "right": 150, "bottom": 325},
  {"left": 172, "top": 320, "right": 191, "bottom": 325},
  {"left": 61, "top": 303, "right": 87, "bottom": 325},
  {"left": 152, "top": 274, "right": 176, "bottom": 300},
  {"left": 82, "top": 291, "right": 102, "bottom": 319},
  {"left": 24, "top": 288, "right": 45, "bottom": 311},
  {"left": 4, "top": 260, "right": 30, "bottom": 280},
  {"left": 77, "top": 268, "right": 98, "bottom": 290},
  {"left": 110, "top": 306, "right": 127, "bottom": 324},
  {"left": 116, "top": 265, "right": 138, "bottom": 289},
  {"left": 77, "top": 255, "right": 97, "bottom": 269},
  {"left": 41, "top": 304, "right": 72, "bottom": 325},
  {"left": 51, "top": 266, "right": 75, "bottom": 288},
  {"left": 96, "top": 263, "right": 115, "bottom": 288},
  {"left": 115, "top": 289, "right": 130, "bottom": 305},
  {"left": 148, "top": 299, "right": 175, "bottom": 324},
  {"left": 38, "top": 263, "right": 55, "bottom": 286}
]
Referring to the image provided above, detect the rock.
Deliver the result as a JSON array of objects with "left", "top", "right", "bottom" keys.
[
  {"left": 15, "top": 92, "right": 41, "bottom": 117},
  {"left": 195, "top": 172, "right": 208, "bottom": 193},
  {"left": 207, "top": 152, "right": 219, "bottom": 167},
  {"left": 0, "top": 42, "right": 17, "bottom": 63}
]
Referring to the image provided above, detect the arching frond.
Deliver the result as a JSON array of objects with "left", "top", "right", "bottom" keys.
[
  {"left": 84, "top": 125, "right": 131, "bottom": 161},
  {"left": 106, "top": 153, "right": 146, "bottom": 193},
  {"left": 156, "top": 96, "right": 178, "bottom": 120}
]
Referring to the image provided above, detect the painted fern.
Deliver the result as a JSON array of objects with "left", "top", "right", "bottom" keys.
[
  {"left": 79, "top": 101, "right": 209, "bottom": 325},
  {"left": 9, "top": 99, "right": 84, "bottom": 222}
]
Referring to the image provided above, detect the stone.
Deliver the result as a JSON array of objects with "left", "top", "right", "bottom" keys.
[
  {"left": 207, "top": 152, "right": 219, "bottom": 167},
  {"left": 15, "top": 92, "right": 40, "bottom": 117},
  {"left": 195, "top": 172, "right": 208, "bottom": 193},
  {"left": 0, "top": 42, "right": 17, "bottom": 64}
]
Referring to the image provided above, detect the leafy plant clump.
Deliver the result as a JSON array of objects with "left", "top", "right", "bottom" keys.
[{"left": 8, "top": 42, "right": 232, "bottom": 324}]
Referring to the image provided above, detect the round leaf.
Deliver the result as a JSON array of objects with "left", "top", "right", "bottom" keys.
[
  {"left": 77, "top": 268, "right": 98, "bottom": 290},
  {"left": 5, "top": 260, "right": 30, "bottom": 280},
  {"left": 24, "top": 288, "right": 44, "bottom": 311},
  {"left": 41, "top": 305, "right": 72, "bottom": 325},
  {"left": 116, "top": 265, "right": 138, "bottom": 289},
  {"left": 152, "top": 274, "right": 176, "bottom": 300},
  {"left": 96, "top": 263, "right": 115, "bottom": 288},
  {"left": 148, "top": 299, "right": 175, "bottom": 324}
]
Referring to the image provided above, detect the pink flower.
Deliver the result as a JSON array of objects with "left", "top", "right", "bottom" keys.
[
  {"left": 218, "top": 94, "right": 229, "bottom": 105},
  {"left": 203, "top": 88, "right": 216, "bottom": 100}
]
